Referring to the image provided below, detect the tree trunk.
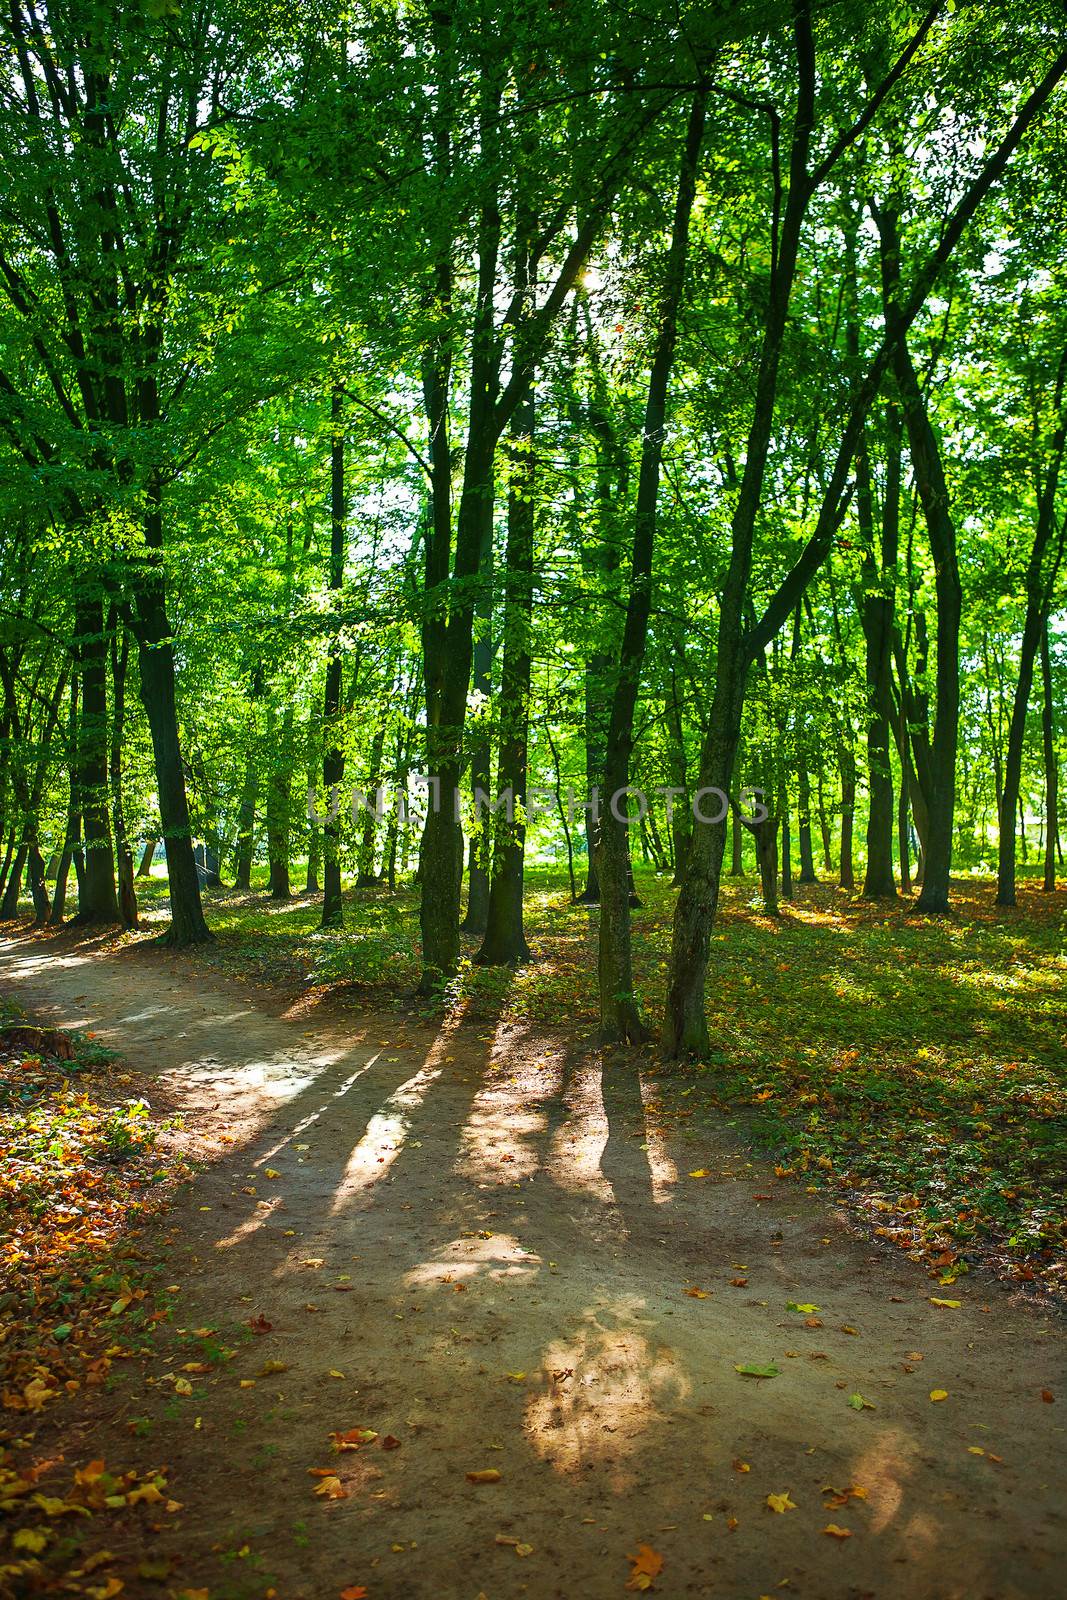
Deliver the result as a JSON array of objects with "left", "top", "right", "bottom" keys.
[
  {"left": 356, "top": 719, "right": 388, "bottom": 886},
  {"left": 136, "top": 837, "right": 158, "bottom": 878},
  {"left": 729, "top": 809, "right": 744, "bottom": 876},
  {"left": 595, "top": 90, "right": 707, "bottom": 1043},
  {"left": 797, "top": 762, "right": 816, "bottom": 882},
  {"left": 266, "top": 703, "right": 294, "bottom": 899},
  {"left": 109, "top": 618, "right": 139, "bottom": 929},
  {"left": 880, "top": 216, "right": 961, "bottom": 914},
  {"left": 781, "top": 809, "right": 794, "bottom": 899},
  {"left": 72, "top": 597, "right": 120, "bottom": 924},
  {"left": 0, "top": 841, "right": 27, "bottom": 920},
  {"left": 478, "top": 372, "right": 535, "bottom": 966},
  {"left": 839, "top": 749, "right": 856, "bottom": 888},
  {"left": 322, "top": 387, "right": 347, "bottom": 927},
  {"left": 860, "top": 409, "right": 900, "bottom": 898},
  {"left": 1041, "top": 615, "right": 1059, "bottom": 891},
  {"left": 133, "top": 481, "right": 212, "bottom": 947}
]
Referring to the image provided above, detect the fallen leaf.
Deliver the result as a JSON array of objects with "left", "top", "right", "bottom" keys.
[
  {"left": 340, "top": 1589, "right": 369, "bottom": 1600},
  {"left": 380, "top": 1435, "right": 401, "bottom": 1450},
  {"left": 787, "top": 1302, "right": 819, "bottom": 1314},
  {"left": 732, "top": 1459, "right": 750, "bottom": 1473},
  {"left": 823, "top": 1524, "right": 852, "bottom": 1539},
  {"left": 626, "top": 1543, "right": 664, "bottom": 1591},
  {"left": 847, "top": 1393, "right": 875, "bottom": 1411},
  {"left": 766, "top": 1493, "right": 796, "bottom": 1513},
  {"left": 929, "top": 1298, "right": 961, "bottom": 1309},
  {"left": 314, "top": 1475, "right": 349, "bottom": 1499},
  {"left": 1041, "top": 1389, "right": 1054, "bottom": 1403},
  {"left": 466, "top": 1469, "right": 502, "bottom": 1484},
  {"left": 688, "top": 1170, "right": 709, "bottom": 1178},
  {"left": 929, "top": 1389, "right": 948, "bottom": 1402},
  {"left": 247, "top": 1314, "right": 273, "bottom": 1334},
  {"left": 685, "top": 1288, "right": 709, "bottom": 1299},
  {"left": 734, "top": 1363, "right": 779, "bottom": 1378}
]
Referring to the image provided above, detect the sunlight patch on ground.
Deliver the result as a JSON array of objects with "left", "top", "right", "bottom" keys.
[
  {"left": 330, "top": 1030, "right": 460, "bottom": 1210},
  {"left": 524, "top": 1302, "right": 690, "bottom": 1487},
  {"left": 403, "top": 1232, "right": 541, "bottom": 1291}
]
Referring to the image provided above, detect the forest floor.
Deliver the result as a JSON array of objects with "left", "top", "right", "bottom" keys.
[{"left": 0, "top": 875, "right": 1064, "bottom": 1600}]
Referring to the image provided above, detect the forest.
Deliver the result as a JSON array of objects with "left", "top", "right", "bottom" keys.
[{"left": 0, "top": 2, "right": 1065, "bottom": 1598}]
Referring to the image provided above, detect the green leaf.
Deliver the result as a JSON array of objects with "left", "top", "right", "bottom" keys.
[{"left": 734, "top": 1363, "right": 780, "bottom": 1378}]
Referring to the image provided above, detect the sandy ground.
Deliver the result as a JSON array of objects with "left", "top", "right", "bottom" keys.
[{"left": 0, "top": 932, "right": 1064, "bottom": 1600}]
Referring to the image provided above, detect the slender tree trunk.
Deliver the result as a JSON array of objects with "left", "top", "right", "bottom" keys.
[
  {"left": 781, "top": 809, "right": 794, "bottom": 899},
  {"left": 72, "top": 597, "right": 120, "bottom": 924},
  {"left": 797, "top": 762, "right": 816, "bottom": 882},
  {"left": 730, "top": 809, "right": 744, "bottom": 876},
  {"left": 50, "top": 679, "right": 81, "bottom": 924},
  {"left": 897, "top": 780, "right": 912, "bottom": 893},
  {"left": 478, "top": 374, "right": 535, "bottom": 965},
  {"left": 996, "top": 446, "right": 1067, "bottom": 902},
  {"left": 136, "top": 837, "right": 158, "bottom": 878},
  {"left": 880, "top": 217, "right": 961, "bottom": 913},
  {"left": 1041, "top": 616, "right": 1059, "bottom": 891},
  {"left": 356, "top": 720, "right": 387, "bottom": 886},
  {"left": 133, "top": 484, "right": 212, "bottom": 946},
  {"left": 839, "top": 748, "right": 855, "bottom": 888},
  {"left": 266, "top": 704, "right": 294, "bottom": 898},
  {"left": 595, "top": 89, "right": 707, "bottom": 1043},
  {"left": 461, "top": 528, "right": 494, "bottom": 934},
  {"left": 860, "top": 409, "right": 900, "bottom": 897},
  {"left": 109, "top": 619, "right": 138, "bottom": 929},
  {"left": 322, "top": 387, "right": 347, "bottom": 927}
]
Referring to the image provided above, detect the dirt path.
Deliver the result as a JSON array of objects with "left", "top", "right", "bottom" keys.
[{"left": 1, "top": 934, "right": 1063, "bottom": 1600}]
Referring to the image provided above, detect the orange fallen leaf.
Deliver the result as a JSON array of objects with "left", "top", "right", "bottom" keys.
[
  {"left": 823, "top": 1524, "right": 852, "bottom": 1539},
  {"left": 1041, "top": 1389, "right": 1054, "bottom": 1403},
  {"left": 339, "top": 1589, "right": 368, "bottom": 1599},
  {"left": 625, "top": 1543, "right": 664, "bottom": 1591},
  {"left": 380, "top": 1435, "right": 401, "bottom": 1450},
  {"left": 466, "top": 1469, "right": 502, "bottom": 1484}
]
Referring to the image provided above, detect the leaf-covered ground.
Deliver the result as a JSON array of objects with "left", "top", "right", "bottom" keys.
[
  {"left": 126, "top": 868, "right": 1066, "bottom": 1298},
  {"left": 0, "top": 1010, "right": 191, "bottom": 1595}
]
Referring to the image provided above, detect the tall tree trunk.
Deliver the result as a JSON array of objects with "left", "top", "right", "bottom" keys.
[
  {"left": 781, "top": 808, "right": 794, "bottom": 899},
  {"left": 839, "top": 748, "right": 856, "bottom": 888},
  {"left": 595, "top": 89, "right": 707, "bottom": 1043},
  {"left": 356, "top": 719, "right": 388, "bottom": 887},
  {"left": 897, "top": 780, "right": 912, "bottom": 894},
  {"left": 860, "top": 408, "right": 900, "bottom": 898},
  {"left": 72, "top": 597, "right": 120, "bottom": 924},
  {"left": 1040, "top": 615, "right": 1059, "bottom": 891},
  {"left": 880, "top": 214, "right": 961, "bottom": 914},
  {"left": 478, "top": 374, "right": 535, "bottom": 965},
  {"left": 50, "top": 679, "right": 81, "bottom": 924},
  {"left": 797, "top": 761, "right": 816, "bottom": 882},
  {"left": 133, "top": 484, "right": 212, "bottom": 946},
  {"left": 322, "top": 386, "right": 347, "bottom": 927},
  {"left": 108, "top": 618, "right": 138, "bottom": 928},
  {"left": 461, "top": 527, "right": 494, "bottom": 933},
  {"left": 996, "top": 389, "right": 1067, "bottom": 902},
  {"left": 266, "top": 704, "right": 294, "bottom": 899},
  {"left": 136, "top": 837, "right": 158, "bottom": 878}
]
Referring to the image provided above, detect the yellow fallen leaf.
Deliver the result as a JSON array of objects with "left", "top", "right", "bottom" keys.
[
  {"left": 929, "top": 1389, "right": 949, "bottom": 1402},
  {"left": 766, "top": 1493, "right": 796, "bottom": 1513},
  {"left": 259, "top": 1361, "right": 289, "bottom": 1376},
  {"left": 264, "top": 1169, "right": 281, "bottom": 1179},
  {"left": 12, "top": 1528, "right": 50, "bottom": 1553},
  {"left": 929, "top": 1298, "right": 961, "bottom": 1308},
  {"left": 506, "top": 1372, "right": 526, "bottom": 1382},
  {"left": 174, "top": 1378, "right": 193, "bottom": 1397},
  {"left": 823, "top": 1524, "right": 852, "bottom": 1539},
  {"left": 688, "top": 1169, "right": 709, "bottom": 1178},
  {"left": 314, "top": 1475, "right": 349, "bottom": 1499},
  {"left": 329, "top": 1370, "right": 345, "bottom": 1379}
]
